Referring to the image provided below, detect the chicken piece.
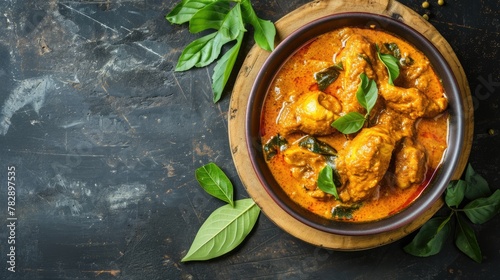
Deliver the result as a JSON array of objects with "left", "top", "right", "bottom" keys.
[
  {"left": 376, "top": 110, "right": 415, "bottom": 140},
  {"left": 379, "top": 83, "right": 448, "bottom": 119},
  {"left": 283, "top": 145, "right": 326, "bottom": 191},
  {"left": 278, "top": 91, "right": 341, "bottom": 136},
  {"left": 336, "top": 126, "right": 396, "bottom": 202},
  {"left": 338, "top": 34, "right": 379, "bottom": 113},
  {"left": 393, "top": 138, "right": 427, "bottom": 189}
]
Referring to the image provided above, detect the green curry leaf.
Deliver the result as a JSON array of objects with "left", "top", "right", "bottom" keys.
[
  {"left": 168, "top": 0, "right": 276, "bottom": 102},
  {"left": 376, "top": 45, "right": 400, "bottom": 85},
  {"left": 356, "top": 73, "right": 378, "bottom": 115},
  {"left": 463, "top": 189, "right": 500, "bottom": 224},
  {"left": 298, "top": 136, "right": 337, "bottom": 156},
  {"left": 181, "top": 198, "right": 260, "bottom": 262},
  {"left": 332, "top": 204, "right": 360, "bottom": 220},
  {"left": 455, "top": 214, "right": 482, "bottom": 263},
  {"left": 405, "top": 164, "right": 498, "bottom": 262},
  {"left": 331, "top": 111, "right": 366, "bottom": 134},
  {"left": 331, "top": 73, "right": 378, "bottom": 134},
  {"left": 464, "top": 164, "right": 491, "bottom": 200},
  {"left": 445, "top": 179, "right": 466, "bottom": 208},
  {"left": 263, "top": 134, "right": 288, "bottom": 160},
  {"left": 174, "top": 32, "right": 218, "bottom": 71},
  {"left": 166, "top": 0, "right": 217, "bottom": 24},
  {"left": 403, "top": 215, "right": 452, "bottom": 257},
  {"left": 384, "top": 43, "right": 401, "bottom": 59},
  {"left": 317, "top": 165, "right": 340, "bottom": 200},
  {"left": 175, "top": 3, "right": 245, "bottom": 71},
  {"left": 195, "top": 162, "right": 234, "bottom": 206},
  {"left": 212, "top": 32, "right": 244, "bottom": 102},
  {"left": 188, "top": 0, "right": 232, "bottom": 33},
  {"left": 314, "top": 65, "right": 342, "bottom": 91},
  {"left": 384, "top": 42, "right": 414, "bottom": 66},
  {"left": 240, "top": 0, "right": 275, "bottom": 51}
]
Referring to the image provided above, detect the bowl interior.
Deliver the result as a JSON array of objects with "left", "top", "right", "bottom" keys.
[{"left": 246, "top": 12, "right": 464, "bottom": 236}]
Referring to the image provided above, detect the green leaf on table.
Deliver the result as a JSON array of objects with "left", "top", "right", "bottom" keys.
[
  {"left": 464, "top": 164, "right": 491, "bottom": 200},
  {"left": 403, "top": 216, "right": 452, "bottom": 257},
  {"left": 376, "top": 45, "right": 400, "bottom": 85},
  {"left": 175, "top": 4, "right": 244, "bottom": 71},
  {"left": 356, "top": 73, "right": 378, "bottom": 115},
  {"left": 181, "top": 198, "right": 260, "bottom": 262},
  {"left": 463, "top": 189, "right": 500, "bottom": 224},
  {"left": 212, "top": 31, "right": 244, "bottom": 102},
  {"left": 455, "top": 214, "right": 482, "bottom": 263},
  {"left": 445, "top": 180, "right": 466, "bottom": 208},
  {"left": 166, "top": 0, "right": 216, "bottom": 24},
  {"left": 174, "top": 32, "right": 218, "bottom": 71},
  {"left": 331, "top": 111, "right": 366, "bottom": 134},
  {"left": 240, "top": 0, "right": 276, "bottom": 51},
  {"left": 188, "top": 0, "right": 232, "bottom": 33},
  {"left": 195, "top": 162, "right": 234, "bottom": 206},
  {"left": 167, "top": 0, "right": 276, "bottom": 103},
  {"left": 317, "top": 165, "right": 340, "bottom": 200}
]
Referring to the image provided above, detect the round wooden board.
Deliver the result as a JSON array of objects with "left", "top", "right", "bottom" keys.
[{"left": 228, "top": 0, "right": 474, "bottom": 250}]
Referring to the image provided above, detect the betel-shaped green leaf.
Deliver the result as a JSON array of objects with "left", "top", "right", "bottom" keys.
[
  {"left": 463, "top": 189, "right": 500, "bottom": 224},
  {"left": 403, "top": 215, "right": 452, "bottom": 257},
  {"left": 376, "top": 45, "right": 400, "bottom": 85},
  {"left": 175, "top": 4, "right": 244, "bottom": 71},
  {"left": 188, "top": 0, "right": 232, "bottom": 33},
  {"left": 464, "top": 164, "right": 491, "bottom": 200},
  {"left": 445, "top": 180, "right": 466, "bottom": 208},
  {"left": 455, "top": 213, "right": 482, "bottom": 263},
  {"left": 331, "top": 111, "right": 366, "bottom": 134},
  {"left": 195, "top": 162, "right": 234, "bottom": 206},
  {"left": 317, "top": 165, "right": 340, "bottom": 200},
  {"left": 181, "top": 198, "right": 260, "bottom": 262},
  {"left": 212, "top": 32, "right": 244, "bottom": 103},
  {"left": 166, "top": 0, "right": 216, "bottom": 24},
  {"left": 356, "top": 73, "right": 378, "bottom": 115},
  {"left": 240, "top": 0, "right": 276, "bottom": 51}
]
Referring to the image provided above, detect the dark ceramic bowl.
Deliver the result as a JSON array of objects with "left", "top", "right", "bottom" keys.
[{"left": 245, "top": 13, "right": 465, "bottom": 236}]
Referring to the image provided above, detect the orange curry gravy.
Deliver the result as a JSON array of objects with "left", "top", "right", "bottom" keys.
[{"left": 261, "top": 27, "right": 448, "bottom": 222}]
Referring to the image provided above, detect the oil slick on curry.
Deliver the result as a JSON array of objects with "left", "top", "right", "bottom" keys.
[{"left": 261, "top": 27, "right": 448, "bottom": 222}]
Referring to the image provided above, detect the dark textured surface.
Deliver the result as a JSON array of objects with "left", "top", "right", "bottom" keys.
[{"left": 0, "top": 0, "right": 498, "bottom": 279}]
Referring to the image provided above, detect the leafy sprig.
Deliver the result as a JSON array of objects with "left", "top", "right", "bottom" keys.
[
  {"left": 182, "top": 162, "right": 260, "bottom": 262},
  {"left": 331, "top": 73, "right": 378, "bottom": 134},
  {"left": 404, "top": 164, "right": 500, "bottom": 263},
  {"left": 167, "top": 0, "right": 276, "bottom": 102}
]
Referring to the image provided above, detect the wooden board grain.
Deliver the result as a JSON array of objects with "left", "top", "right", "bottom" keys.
[{"left": 228, "top": 0, "right": 473, "bottom": 250}]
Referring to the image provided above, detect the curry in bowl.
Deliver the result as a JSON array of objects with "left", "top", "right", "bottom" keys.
[{"left": 260, "top": 25, "right": 449, "bottom": 223}]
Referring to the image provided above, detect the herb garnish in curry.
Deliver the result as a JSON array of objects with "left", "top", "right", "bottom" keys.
[{"left": 261, "top": 27, "right": 449, "bottom": 222}]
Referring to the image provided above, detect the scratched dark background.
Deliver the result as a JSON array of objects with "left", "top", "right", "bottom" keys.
[{"left": 0, "top": 0, "right": 498, "bottom": 279}]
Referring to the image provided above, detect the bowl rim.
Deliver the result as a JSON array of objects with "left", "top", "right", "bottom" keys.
[{"left": 245, "top": 12, "right": 465, "bottom": 236}]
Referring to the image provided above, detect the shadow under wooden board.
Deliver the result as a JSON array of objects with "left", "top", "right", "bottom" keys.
[{"left": 228, "top": 0, "right": 473, "bottom": 250}]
